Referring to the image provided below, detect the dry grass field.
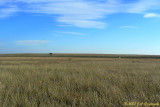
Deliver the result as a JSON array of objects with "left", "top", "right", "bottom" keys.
[{"left": 0, "top": 57, "right": 160, "bottom": 106}]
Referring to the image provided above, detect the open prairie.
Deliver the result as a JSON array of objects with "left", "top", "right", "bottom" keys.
[{"left": 0, "top": 57, "right": 160, "bottom": 106}]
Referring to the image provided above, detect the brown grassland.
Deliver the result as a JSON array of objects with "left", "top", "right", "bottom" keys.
[{"left": 0, "top": 57, "right": 160, "bottom": 106}]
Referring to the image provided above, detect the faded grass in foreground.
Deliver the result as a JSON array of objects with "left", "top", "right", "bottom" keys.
[{"left": 0, "top": 57, "right": 160, "bottom": 106}]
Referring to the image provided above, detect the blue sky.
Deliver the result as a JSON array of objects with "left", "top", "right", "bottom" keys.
[{"left": 0, "top": 0, "right": 160, "bottom": 54}]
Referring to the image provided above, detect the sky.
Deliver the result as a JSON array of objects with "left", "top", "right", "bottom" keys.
[{"left": 0, "top": 0, "right": 160, "bottom": 54}]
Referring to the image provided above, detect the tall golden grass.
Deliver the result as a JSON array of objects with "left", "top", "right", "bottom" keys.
[{"left": 0, "top": 57, "right": 160, "bottom": 106}]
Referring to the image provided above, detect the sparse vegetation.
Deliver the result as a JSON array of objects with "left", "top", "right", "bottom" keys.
[{"left": 0, "top": 57, "right": 160, "bottom": 106}]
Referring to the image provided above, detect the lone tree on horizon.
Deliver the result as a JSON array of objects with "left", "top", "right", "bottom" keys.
[{"left": 49, "top": 53, "right": 53, "bottom": 56}]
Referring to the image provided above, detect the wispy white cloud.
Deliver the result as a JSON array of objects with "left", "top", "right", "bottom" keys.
[
  {"left": 26, "top": 0, "right": 108, "bottom": 28},
  {"left": 0, "top": 0, "right": 10, "bottom": 5},
  {"left": 57, "top": 19, "right": 107, "bottom": 28},
  {"left": 0, "top": 0, "right": 160, "bottom": 28},
  {"left": 0, "top": 6, "right": 18, "bottom": 18},
  {"left": 144, "top": 13, "right": 160, "bottom": 18},
  {"left": 16, "top": 40, "right": 50, "bottom": 46},
  {"left": 125, "top": 0, "right": 160, "bottom": 13},
  {"left": 121, "top": 26, "right": 137, "bottom": 29}
]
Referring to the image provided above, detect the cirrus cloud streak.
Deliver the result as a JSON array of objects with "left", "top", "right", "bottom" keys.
[
  {"left": 16, "top": 40, "right": 50, "bottom": 46},
  {"left": 0, "top": 0, "right": 160, "bottom": 28}
]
